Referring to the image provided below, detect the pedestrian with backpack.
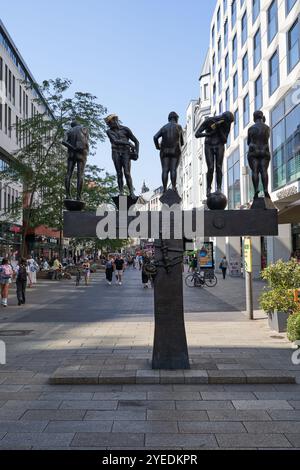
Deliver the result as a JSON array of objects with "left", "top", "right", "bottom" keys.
[{"left": 15, "top": 258, "right": 28, "bottom": 306}]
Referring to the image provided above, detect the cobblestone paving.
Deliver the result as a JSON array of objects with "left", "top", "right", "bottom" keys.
[{"left": 0, "top": 269, "right": 299, "bottom": 449}]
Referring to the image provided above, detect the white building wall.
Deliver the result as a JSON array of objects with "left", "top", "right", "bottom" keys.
[
  {"left": 201, "top": 0, "right": 299, "bottom": 275},
  {"left": 0, "top": 20, "right": 48, "bottom": 228}
]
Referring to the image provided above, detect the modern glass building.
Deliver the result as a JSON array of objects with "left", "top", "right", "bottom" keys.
[{"left": 179, "top": 0, "right": 300, "bottom": 277}]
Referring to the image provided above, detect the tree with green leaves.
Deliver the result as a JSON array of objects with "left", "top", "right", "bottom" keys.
[{"left": 0, "top": 78, "right": 108, "bottom": 256}]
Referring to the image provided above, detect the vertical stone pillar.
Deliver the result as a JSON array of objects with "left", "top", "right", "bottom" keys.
[{"left": 152, "top": 238, "right": 190, "bottom": 370}]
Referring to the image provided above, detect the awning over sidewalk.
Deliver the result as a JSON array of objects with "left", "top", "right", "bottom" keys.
[{"left": 275, "top": 192, "right": 300, "bottom": 224}]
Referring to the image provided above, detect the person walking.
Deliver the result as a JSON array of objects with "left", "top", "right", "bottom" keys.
[
  {"left": 52, "top": 257, "right": 62, "bottom": 281},
  {"left": 114, "top": 255, "right": 125, "bottom": 285},
  {"left": 0, "top": 258, "right": 13, "bottom": 307},
  {"left": 27, "top": 255, "right": 39, "bottom": 287},
  {"left": 82, "top": 259, "right": 91, "bottom": 286},
  {"left": 15, "top": 258, "right": 28, "bottom": 306},
  {"left": 105, "top": 257, "right": 114, "bottom": 285},
  {"left": 219, "top": 256, "right": 229, "bottom": 279}
]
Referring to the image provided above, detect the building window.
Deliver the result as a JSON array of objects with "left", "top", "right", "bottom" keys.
[
  {"left": 267, "top": 0, "right": 278, "bottom": 45},
  {"left": 234, "top": 109, "right": 239, "bottom": 139},
  {"left": 218, "top": 38, "right": 221, "bottom": 63},
  {"left": 212, "top": 53, "right": 216, "bottom": 75},
  {"left": 217, "top": 7, "right": 221, "bottom": 31},
  {"left": 242, "top": 52, "right": 248, "bottom": 87},
  {"left": 286, "top": 0, "right": 297, "bottom": 15},
  {"left": 252, "top": 0, "right": 260, "bottom": 24},
  {"left": 224, "top": 0, "right": 227, "bottom": 14},
  {"left": 271, "top": 88, "right": 300, "bottom": 190},
  {"left": 227, "top": 148, "right": 241, "bottom": 209},
  {"left": 224, "top": 19, "right": 228, "bottom": 46},
  {"left": 218, "top": 69, "right": 222, "bottom": 95},
  {"left": 232, "top": 34, "right": 237, "bottom": 65},
  {"left": 225, "top": 87, "right": 230, "bottom": 110},
  {"left": 8, "top": 107, "right": 11, "bottom": 138},
  {"left": 219, "top": 100, "right": 223, "bottom": 114},
  {"left": 241, "top": 11, "right": 248, "bottom": 46},
  {"left": 225, "top": 53, "right": 229, "bottom": 81},
  {"left": 212, "top": 25, "right": 215, "bottom": 45},
  {"left": 243, "top": 94, "right": 250, "bottom": 127},
  {"left": 203, "top": 83, "right": 208, "bottom": 100},
  {"left": 253, "top": 28, "right": 261, "bottom": 69},
  {"left": 0, "top": 102, "right": 2, "bottom": 131},
  {"left": 233, "top": 71, "right": 238, "bottom": 102},
  {"left": 269, "top": 50, "right": 280, "bottom": 96},
  {"left": 288, "top": 19, "right": 300, "bottom": 73},
  {"left": 213, "top": 83, "right": 216, "bottom": 105},
  {"left": 254, "top": 74, "right": 263, "bottom": 110},
  {"left": 231, "top": 0, "right": 237, "bottom": 28},
  {"left": 204, "top": 83, "right": 209, "bottom": 100}
]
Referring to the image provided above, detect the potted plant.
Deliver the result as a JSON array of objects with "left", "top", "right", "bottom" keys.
[
  {"left": 260, "top": 259, "right": 300, "bottom": 333},
  {"left": 287, "top": 310, "right": 300, "bottom": 343}
]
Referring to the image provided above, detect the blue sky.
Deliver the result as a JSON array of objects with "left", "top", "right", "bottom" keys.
[{"left": 1, "top": 0, "right": 215, "bottom": 192}]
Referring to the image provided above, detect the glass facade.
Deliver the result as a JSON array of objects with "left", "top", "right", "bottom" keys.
[
  {"left": 267, "top": 0, "right": 278, "bottom": 45},
  {"left": 242, "top": 52, "right": 248, "bottom": 87},
  {"left": 252, "top": 0, "right": 260, "bottom": 23},
  {"left": 243, "top": 94, "right": 250, "bottom": 128},
  {"left": 231, "top": 0, "right": 237, "bottom": 28},
  {"left": 234, "top": 109, "right": 239, "bottom": 139},
  {"left": 254, "top": 74, "right": 263, "bottom": 110},
  {"left": 253, "top": 28, "right": 261, "bottom": 69},
  {"left": 286, "top": 0, "right": 297, "bottom": 15},
  {"left": 288, "top": 19, "right": 300, "bottom": 73},
  {"left": 269, "top": 50, "right": 280, "bottom": 96},
  {"left": 225, "top": 87, "right": 230, "bottom": 111},
  {"left": 241, "top": 11, "right": 248, "bottom": 46},
  {"left": 232, "top": 34, "right": 237, "bottom": 64},
  {"left": 227, "top": 148, "right": 241, "bottom": 209},
  {"left": 225, "top": 53, "right": 229, "bottom": 81},
  {"left": 233, "top": 72, "right": 238, "bottom": 102},
  {"left": 224, "top": 19, "right": 228, "bottom": 46},
  {"left": 272, "top": 88, "right": 300, "bottom": 190}
]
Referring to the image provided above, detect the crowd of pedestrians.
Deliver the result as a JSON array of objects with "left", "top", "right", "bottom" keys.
[
  {"left": 0, "top": 253, "right": 96, "bottom": 308},
  {"left": 104, "top": 252, "right": 154, "bottom": 288}
]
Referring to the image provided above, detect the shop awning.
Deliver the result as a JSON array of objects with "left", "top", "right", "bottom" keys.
[{"left": 275, "top": 193, "right": 300, "bottom": 224}]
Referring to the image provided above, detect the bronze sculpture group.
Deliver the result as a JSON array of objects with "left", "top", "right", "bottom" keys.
[{"left": 63, "top": 108, "right": 273, "bottom": 211}]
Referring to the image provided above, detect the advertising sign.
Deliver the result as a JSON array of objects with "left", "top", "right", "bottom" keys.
[{"left": 198, "top": 242, "right": 214, "bottom": 269}]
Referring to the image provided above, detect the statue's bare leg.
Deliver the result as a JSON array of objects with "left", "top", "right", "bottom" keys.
[
  {"left": 216, "top": 144, "right": 225, "bottom": 192},
  {"left": 161, "top": 157, "right": 170, "bottom": 193},
  {"left": 65, "top": 158, "right": 76, "bottom": 199},
  {"left": 205, "top": 145, "right": 215, "bottom": 196},
  {"left": 77, "top": 159, "right": 86, "bottom": 200}
]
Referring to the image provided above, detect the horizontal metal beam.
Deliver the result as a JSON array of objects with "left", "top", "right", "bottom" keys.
[{"left": 63, "top": 209, "right": 278, "bottom": 238}]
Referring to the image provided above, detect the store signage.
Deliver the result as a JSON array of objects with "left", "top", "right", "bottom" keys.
[
  {"left": 198, "top": 242, "right": 214, "bottom": 269},
  {"left": 244, "top": 238, "right": 252, "bottom": 273}
]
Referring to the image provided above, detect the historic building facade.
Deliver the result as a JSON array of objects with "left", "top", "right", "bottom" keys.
[{"left": 179, "top": 0, "right": 300, "bottom": 277}]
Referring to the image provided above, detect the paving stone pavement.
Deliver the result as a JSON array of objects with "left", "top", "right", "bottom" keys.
[{"left": 0, "top": 269, "right": 299, "bottom": 449}]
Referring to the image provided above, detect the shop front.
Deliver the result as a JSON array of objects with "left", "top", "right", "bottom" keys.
[{"left": 0, "top": 222, "right": 22, "bottom": 259}]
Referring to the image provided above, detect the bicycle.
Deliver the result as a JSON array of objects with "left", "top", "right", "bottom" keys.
[{"left": 185, "top": 270, "right": 217, "bottom": 288}]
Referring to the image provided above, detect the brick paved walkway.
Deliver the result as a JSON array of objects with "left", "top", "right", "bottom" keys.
[{"left": 0, "top": 269, "right": 299, "bottom": 449}]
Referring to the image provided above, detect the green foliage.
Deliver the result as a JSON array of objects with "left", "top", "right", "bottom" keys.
[
  {"left": 0, "top": 77, "right": 109, "bottom": 255},
  {"left": 260, "top": 259, "right": 300, "bottom": 314},
  {"left": 287, "top": 312, "right": 300, "bottom": 342},
  {"left": 261, "top": 259, "right": 300, "bottom": 289},
  {"left": 83, "top": 165, "right": 118, "bottom": 211},
  {"left": 260, "top": 287, "right": 297, "bottom": 314}
]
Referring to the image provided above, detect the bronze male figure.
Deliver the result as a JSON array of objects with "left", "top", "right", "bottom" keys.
[
  {"left": 247, "top": 111, "right": 271, "bottom": 199},
  {"left": 153, "top": 112, "right": 184, "bottom": 194},
  {"left": 63, "top": 120, "right": 89, "bottom": 202},
  {"left": 105, "top": 114, "right": 139, "bottom": 200},
  {"left": 195, "top": 112, "right": 234, "bottom": 197}
]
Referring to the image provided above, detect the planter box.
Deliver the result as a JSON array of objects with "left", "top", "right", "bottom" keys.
[{"left": 268, "top": 310, "right": 290, "bottom": 333}]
